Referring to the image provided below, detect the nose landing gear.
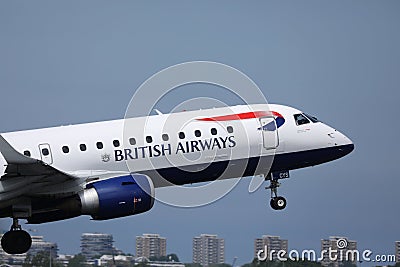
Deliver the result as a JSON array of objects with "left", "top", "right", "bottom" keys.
[
  {"left": 266, "top": 171, "right": 289, "bottom": 210},
  {"left": 1, "top": 218, "right": 32, "bottom": 254}
]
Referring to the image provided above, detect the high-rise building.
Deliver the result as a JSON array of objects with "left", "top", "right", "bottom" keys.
[
  {"left": 320, "top": 236, "right": 357, "bottom": 267},
  {"left": 395, "top": 241, "right": 400, "bottom": 263},
  {"left": 254, "top": 235, "right": 288, "bottom": 261},
  {"left": 136, "top": 234, "right": 167, "bottom": 259},
  {"left": 192, "top": 234, "right": 225, "bottom": 266},
  {"left": 29, "top": 236, "right": 58, "bottom": 258},
  {"left": 81, "top": 233, "right": 114, "bottom": 260}
]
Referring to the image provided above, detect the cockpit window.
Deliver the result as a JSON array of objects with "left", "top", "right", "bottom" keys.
[
  {"left": 294, "top": 113, "right": 310, "bottom": 126},
  {"left": 304, "top": 113, "right": 319, "bottom": 123}
]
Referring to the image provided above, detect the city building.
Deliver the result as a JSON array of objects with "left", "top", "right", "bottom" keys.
[
  {"left": 320, "top": 236, "right": 357, "bottom": 267},
  {"left": 135, "top": 256, "right": 185, "bottom": 267},
  {"left": 97, "top": 254, "right": 135, "bottom": 266},
  {"left": 396, "top": 241, "right": 400, "bottom": 263},
  {"left": 192, "top": 234, "right": 225, "bottom": 266},
  {"left": 81, "top": 233, "right": 115, "bottom": 261},
  {"left": 29, "top": 236, "right": 58, "bottom": 258},
  {"left": 136, "top": 234, "right": 167, "bottom": 259},
  {"left": 57, "top": 254, "right": 75, "bottom": 267},
  {"left": 254, "top": 235, "right": 288, "bottom": 261},
  {"left": 0, "top": 235, "right": 57, "bottom": 265}
]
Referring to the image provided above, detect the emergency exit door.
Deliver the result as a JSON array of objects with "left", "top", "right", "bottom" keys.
[{"left": 39, "top": 143, "right": 53, "bottom": 165}]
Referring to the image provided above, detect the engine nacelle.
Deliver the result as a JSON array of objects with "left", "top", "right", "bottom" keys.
[{"left": 79, "top": 174, "right": 155, "bottom": 220}]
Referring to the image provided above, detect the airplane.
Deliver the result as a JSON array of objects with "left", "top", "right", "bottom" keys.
[{"left": 0, "top": 103, "right": 354, "bottom": 255}]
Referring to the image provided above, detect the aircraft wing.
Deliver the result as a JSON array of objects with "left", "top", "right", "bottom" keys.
[
  {"left": 0, "top": 135, "right": 81, "bottom": 202},
  {"left": 0, "top": 135, "right": 132, "bottom": 203}
]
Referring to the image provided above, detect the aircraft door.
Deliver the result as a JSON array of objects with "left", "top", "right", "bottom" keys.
[
  {"left": 39, "top": 143, "right": 53, "bottom": 165},
  {"left": 259, "top": 117, "right": 279, "bottom": 149}
]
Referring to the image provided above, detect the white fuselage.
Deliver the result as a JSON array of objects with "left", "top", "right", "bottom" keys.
[{"left": 0, "top": 104, "right": 353, "bottom": 201}]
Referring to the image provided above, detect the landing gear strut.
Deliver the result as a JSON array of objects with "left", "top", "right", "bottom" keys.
[
  {"left": 1, "top": 218, "right": 32, "bottom": 254},
  {"left": 266, "top": 173, "right": 287, "bottom": 210}
]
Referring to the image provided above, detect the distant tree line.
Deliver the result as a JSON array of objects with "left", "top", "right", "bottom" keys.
[
  {"left": 16, "top": 250, "right": 387, "bottom": 267},
  {"left": 185, "top": 264, "right": 231, "bottom": 267},
  {"left": 20, "top": 252, "right": 86, "bottom": 267},
  {"left": 22, "top": 251, "right": 63, "bottom": 267},
  {"left": 241, "top": 258, "right": 359, "bottom": 267},
  {"left": 149, "top": 253, "right": 180, "bottom": 262}
]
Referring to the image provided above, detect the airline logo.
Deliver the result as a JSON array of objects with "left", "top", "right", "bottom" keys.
[
  {"left": 258, "top": 112, "right": 285, "bottom": 131},
  {"left": 196, "top": 110, "right": 285, "bottom": 131}
]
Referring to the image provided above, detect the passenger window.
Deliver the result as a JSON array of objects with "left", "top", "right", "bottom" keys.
[
  {"left": 179, "top": 132, "right": 185, "bottom": 139},
  {"left": 24, "top": 150, "right": 31, "bottom": 157},
  {"left": 62, "top": 146, "right": 69, "bottom": 154},
  {"left": 80, "top": 144, "right": 87, "bottom": 152},
  {"left": 113, "top": 140, "right": 120, "bottom": 147},
  {"left": 162, "top": 134, "right": 169, "bottom": 141},
  {"left": 294, "top": 114, "right": 310, "bottom": 126},
  {"left": 227, "top": 126, "right": 233, "bottom": 133},
  {"left": 146, "top": 136, "right": 153, "bottom": 143},
  {"left": 195, "top": 130, "right": 201, "bottom": 137},
  {"left": 96, "top": 142, "right": 104, "bottom": 149},
  {"left": 42, "top": 148, "right": 49, "bottom": 156},
  {"left": 129, "top": 138, "right": 136, "bottom": 145},
  {"left": 211, "top": 128, "right": 217, "bottom": 135}
]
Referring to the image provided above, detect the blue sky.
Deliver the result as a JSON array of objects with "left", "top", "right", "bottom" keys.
[{"left": 0, "top": 1, "right": 399, "bottom": 266}]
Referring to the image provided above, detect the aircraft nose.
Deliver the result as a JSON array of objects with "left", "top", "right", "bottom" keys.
[
  {"left": 338, "top": 142, "right": 354, "bottom": 157},
  {"left": 329, "top": 130, "right": 354, "bottom": 157}
]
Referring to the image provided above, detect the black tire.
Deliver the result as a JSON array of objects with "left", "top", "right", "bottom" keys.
[
  {"left": 275, "top": 196, "right": 287, "bottom": 210},
  {"left": 1, "top": 230, "right": 32, "bottom": 254},
  {"left": 270, "top": 198, "right": 278, "bottom": 210},
  {"left": 270, "top": 196, "right": 287, "bottom": 210}
]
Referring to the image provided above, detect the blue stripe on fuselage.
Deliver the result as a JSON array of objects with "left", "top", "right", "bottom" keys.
[{"left": 142, "top": 144, "right": 354, "bottom": 186}]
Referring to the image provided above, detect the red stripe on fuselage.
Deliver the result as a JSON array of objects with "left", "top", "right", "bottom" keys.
[{"left": 197, "top": 111, "right": 283, "bottom": 121}]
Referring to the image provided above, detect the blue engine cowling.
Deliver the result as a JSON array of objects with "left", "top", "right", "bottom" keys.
[{"left": 79, "top": 174, "right": 155, "bottom": 220}]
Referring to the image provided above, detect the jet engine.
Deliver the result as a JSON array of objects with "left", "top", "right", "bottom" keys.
[
  {"left": 27, "top": 174, "right": 155, "bottom": 223},
  {"left": 80, "top": 174, "right": 155, "bottom": 220}
]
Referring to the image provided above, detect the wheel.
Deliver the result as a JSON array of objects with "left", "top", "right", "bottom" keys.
[
  {"left": 1, "top": 230, "right": 32, "bottom": 254},
  {"left": 270, "top": 196, "right": 287, "bottom": 210},
  {"left": 270, "top": 198, "right": 278, "bottom": 210},
  {"left": 275, "top": 196, "right": 287, "bottom": 210}
]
